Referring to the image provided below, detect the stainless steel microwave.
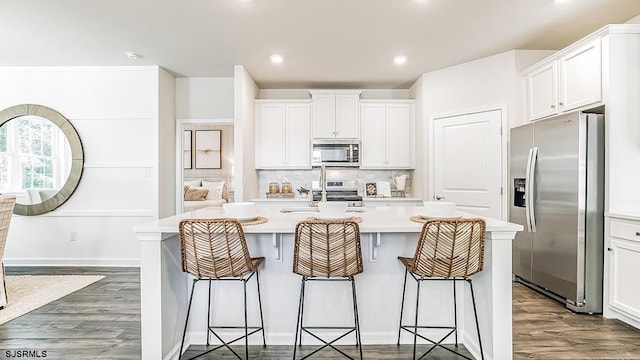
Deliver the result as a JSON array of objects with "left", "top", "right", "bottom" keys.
[{"left": 311, "top": 140, "right": 360, "bottom": 167}]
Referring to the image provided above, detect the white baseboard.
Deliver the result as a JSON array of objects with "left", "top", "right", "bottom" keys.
[
  {"left": 604, "top": 307, "right": 640, "bottom": 330},
  {"left": 3, "top": 258, "right": 140, "bottom": 267}
]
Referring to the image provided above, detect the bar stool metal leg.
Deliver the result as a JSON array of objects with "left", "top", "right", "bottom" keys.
[
  {"left": 397, "top": 269, "right": 408, "bottom": 346},
  {"left": 179, "top": 279, "right": 198, "bottom": 359},
  {"left": 453, "top": 279, "right": 458, "bottom": 347},
  {"left": 468, "top": 279, "right": 484, "bottom": 360},
  {"left": 206, "top": 280, "right": 212, "bottom": 346},
  {"left": 350, "top": 278, "right": 363, "bottom": 360},
  {"left": 256, "top": 269, "right": 266, "bottom": 347},
  {"left": 242, "top": 279, "right": 248, "bottom": 360},
  {"left": 413, "top": 280, "right": 421, "bottom": 360},
  {"left": 293, "top": 278, "right": 305, "bottom": 359}
]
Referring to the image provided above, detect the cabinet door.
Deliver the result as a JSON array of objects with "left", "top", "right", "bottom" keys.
[
  {"left": 285, "top": 104, "right": 311, "bottom": 167},
  {"left": 257, "top": 104, "right": 286, "bottom": 168},
  {"left": 609, "top": 238, "right": 640, "bottom": 318},
  {"left": 334, "top": 94, "right": 359, "bottom": 139},
  {"left": 360, "top": 104, "right": 386, "bottom": 168},
  {"left": 527, "top": 62, "right": 558, "bottom": 121},
  {"left": 386, "top": 104, "right": 413, "bottom": 168},
  {"left": 312, "top": 94, "right": 336, "bottom": 138},
  {"left": 559, "top": 39, "right": 602, "bottom": 112}
]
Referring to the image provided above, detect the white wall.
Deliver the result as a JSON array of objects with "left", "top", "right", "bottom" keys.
[
  {"left": 158, "top": 68, "right": 177, "bottom": 219},
  {"left": 174, "top": 77, "right": 236, "bottom": 206},
  {"left": 233, "top": 66, "right": 259, "bottom": 201},
  {"left": 606, "top": 32, "right": 640, "bottom": 212},
  {"left": 414, "top": 50, "right": 553, "bottom": 200},
  {"left": 626, "top": 14, "right": 640, "bottom": 24},
  {"left": 0, "top": 66, "right": 173, "bottom": 266},
  {"left": 409, "top": 76, "right": 425, "bottom": 200},
  {"left": 175, "top": 77, "right": 234, "bottom": 119}
]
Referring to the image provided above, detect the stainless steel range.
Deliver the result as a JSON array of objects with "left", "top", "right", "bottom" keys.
[{"left": 311, "top": 180, "right": 362, "bottom": 207}]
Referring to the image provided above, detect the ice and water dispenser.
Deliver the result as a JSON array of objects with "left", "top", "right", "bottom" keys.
[{"left": 513, "top": 178, "right": 526, "bottom": 207}]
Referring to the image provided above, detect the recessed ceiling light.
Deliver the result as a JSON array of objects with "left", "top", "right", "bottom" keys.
[
  {"left": 270, "top": 54, "right": 284, "bottom": 64},
  {"left": 394, "top": 56, "right": 407, "bottom": 65},
  {"left": 125, "top": 51, "right": 140, "bottom": 60}
]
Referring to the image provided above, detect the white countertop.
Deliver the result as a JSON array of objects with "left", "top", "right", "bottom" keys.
[
  {"left": 251, "top": 197, "right": 422, "bottom": 202},
  {"left": 363, "top": 197, "right": 422, "bottom": 202},
  {"left": 250, "top": 198, "right": 310, "bottom": 202},
  {"left": 134, "top": 205, "right": 522, "bottom": 235}
]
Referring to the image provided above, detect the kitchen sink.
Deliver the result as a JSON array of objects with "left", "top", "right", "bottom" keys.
[{"left": 280, "top": 207, "right": 366, "bottom": 213}]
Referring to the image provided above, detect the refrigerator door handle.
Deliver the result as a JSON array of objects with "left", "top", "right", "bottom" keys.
[
  {"left": 528, "top": 147, "right": 539, "bottom": 233},
  {"left": 525, "top": 148, "right": 533, "bottom": 232}
]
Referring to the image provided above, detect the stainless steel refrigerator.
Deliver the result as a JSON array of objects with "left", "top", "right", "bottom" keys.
[{"left": 509, "top": 110, "right": 604, "bottom": 313}]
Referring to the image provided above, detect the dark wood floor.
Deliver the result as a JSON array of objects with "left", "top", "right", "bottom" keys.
[
  {"left": 1, "top": 267, "right": 639, "bottom": 359},
  {"left": 512, "top": 282, "right": 640, "bottom": 359},
  {"left": 0, "top": 267, "right": 140, "bottom": 359}
]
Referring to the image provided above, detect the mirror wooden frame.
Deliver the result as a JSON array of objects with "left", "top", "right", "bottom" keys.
[{"left": 0, "top": 104, "right": 84, "bottom": 216}]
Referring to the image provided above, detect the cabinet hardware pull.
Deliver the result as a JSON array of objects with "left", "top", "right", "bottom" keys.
[
  {"left": 559, "top": 102, "right": 564, "bottom": 107},
  {"left": 607, "top": 248, "right": 613, "bottom": 252},
  {"left": 636, "top": 231, "right": 640, "bottom": 236}
]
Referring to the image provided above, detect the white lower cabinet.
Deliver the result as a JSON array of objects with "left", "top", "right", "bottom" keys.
[
  {"left": 255, "top": 101, "right": 311, "bottom": 169},
  {"left": 606, "top": 216, "right": 640, "bottom": 327}
]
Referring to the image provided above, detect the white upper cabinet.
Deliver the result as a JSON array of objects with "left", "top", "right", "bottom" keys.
[
  {"left": 311, "top": 90, "right": 361, "bottom": 139},
  {"left": 527, "top": 62, "right": 558, "bottom": 120},
  {"left": 525, "top": 38, "right": 602, "bottom": 121},
  {"left": 360, "top": 101, "right": 415, "bottom": 169},
  {"left": 255, "top": 100, "right": 311, "bottom": 169},
  {"left": 360, "top": 104, "right": 386, "bottom": 168},
  {"left": 558, "top": 39, "right": 602, "bottom": 111}
]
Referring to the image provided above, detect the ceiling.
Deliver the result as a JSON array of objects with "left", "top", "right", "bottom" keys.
[{"left": 1, "top": 0, "right": 639, "bottom": 89}]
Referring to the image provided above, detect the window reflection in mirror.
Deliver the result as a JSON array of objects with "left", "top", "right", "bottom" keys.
[
  {"left": 0, "top": 115, "right": 72, "bottom": 205},
  {"left": 0, "top": 104, "right": 83, "bottom": 215}
]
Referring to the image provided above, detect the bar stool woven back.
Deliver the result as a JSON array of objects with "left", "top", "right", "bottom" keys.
[
  {"left": 293, "top": 219, "right": 363, "bottom": 278},
  {"left": 0, "top": 195, "right": 16, "bottom": 309},
  {"left": 397, "top": 218, "right": 487, "bottom": 360},
  {"left": 178, "top": 218, "right": 265, "bottom": 360},
  {"left": 292, "top": 219, "right": 364, "bottom": 360},
  {"left": 406, "top": 218, "right": 486, "bottom": 279},
  {"left": 180, "top": 218, "right": 260, "bottom": 279}
]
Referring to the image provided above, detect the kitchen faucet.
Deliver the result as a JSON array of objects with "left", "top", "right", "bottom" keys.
[{"left": 320, "top": 165, "right": 327, "bottom": 202}]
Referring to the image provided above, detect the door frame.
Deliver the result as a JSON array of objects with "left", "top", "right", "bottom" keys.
[
  {"left": 428, "top": 104, "right": 508, "bottom": 220},
  {"left": 175, "top": 118, "right": 234, "bottom": 214}
]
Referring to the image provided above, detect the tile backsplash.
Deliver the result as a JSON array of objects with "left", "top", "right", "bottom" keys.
[{"left": 257, "top": 169, "right": 414, "bottom": 198}]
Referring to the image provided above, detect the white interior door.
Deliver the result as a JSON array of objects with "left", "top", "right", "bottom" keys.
[{"left": 432, "top": 109, "right": 503, "bottom": 219}]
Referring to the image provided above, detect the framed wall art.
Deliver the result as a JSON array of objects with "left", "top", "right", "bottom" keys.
[
  {"left": 184, "top": 130, "right": 192, "bottom": 169},
  {"left": 194, "top": 130, "right": 222, "bottom": 169},
  {"left": 365, "top": 182, "right": 377, "bottom": 197}
]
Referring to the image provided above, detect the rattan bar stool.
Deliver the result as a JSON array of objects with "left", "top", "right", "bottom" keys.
[
  {"left": 0, "top": 195, "right": 17, "bottom": 310},
  {"left": 397, "top": 218, "right": 486, "bottom": 360},
  {"left": 178, "top": 218, "right": 266, "bottom": 360},
  {"left": 292, "top": 219, "right": 364, "bottom": 360}
]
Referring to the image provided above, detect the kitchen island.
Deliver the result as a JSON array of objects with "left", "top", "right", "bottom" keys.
[{"left": 133, "top": 206, "right": 522, "bottom": 360}]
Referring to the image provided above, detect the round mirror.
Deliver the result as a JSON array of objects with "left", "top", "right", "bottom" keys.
[{"left": 0, "top": 104, "right": 84, "bottom": 215}]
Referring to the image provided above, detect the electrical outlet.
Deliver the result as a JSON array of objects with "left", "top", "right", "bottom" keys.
[{"left": 70, "top": 232, "right": 78, "bottom": 241}]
